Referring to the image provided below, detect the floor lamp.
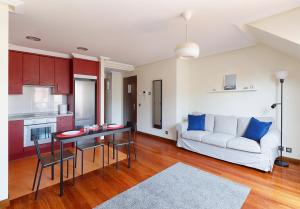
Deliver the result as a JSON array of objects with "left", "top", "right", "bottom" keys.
[{"left": 271, "top": 70, "right": 289, "bottom": 167}]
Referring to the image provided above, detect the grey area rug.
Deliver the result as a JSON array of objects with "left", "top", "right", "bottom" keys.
[{"left": 95, "top": 162, "right": 250, "bottom": 209}]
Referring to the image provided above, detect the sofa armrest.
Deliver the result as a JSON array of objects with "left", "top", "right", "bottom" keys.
[
  {"left": 260, "top": 129, "right": 280, "bottom": 153},
  {"left": 176, "top": 122, "right": 188, "bottom": 140}
]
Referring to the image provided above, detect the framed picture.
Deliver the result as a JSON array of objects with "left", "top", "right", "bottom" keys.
[{"left": 224, "top": 74, "right": 237, "bottom": 90}]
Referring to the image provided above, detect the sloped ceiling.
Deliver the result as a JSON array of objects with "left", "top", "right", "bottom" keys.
[
  {"left": 9, "top": 0, "right": 300, "bottom": 66},
  {"left": 247, "top": 7, "right": 300, "bottom": 60}
]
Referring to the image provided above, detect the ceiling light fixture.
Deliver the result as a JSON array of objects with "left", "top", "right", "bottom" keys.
[
  {"left": 77, "top": 46, "right": 88, "bottom": 51},
  {"left": 175, "top": 10, "right": 200, "bottom": 59},
  {"left": 26, "top": 36, "right": 41, "bottom": 41}
]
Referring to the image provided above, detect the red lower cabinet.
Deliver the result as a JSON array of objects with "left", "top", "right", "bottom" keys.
[
  {"left": 9, "top": 120, "right": 24, "bottom": 160},
  {"left": 57, "top": 116, "right": 74, "bottom": 132},
  {"left": 9, "top": 116, "right": 74, "bottom": 161}
]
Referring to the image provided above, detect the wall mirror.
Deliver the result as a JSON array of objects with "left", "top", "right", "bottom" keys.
[{"left": 152, "top": 80, "right": 162, "bottom": 129}]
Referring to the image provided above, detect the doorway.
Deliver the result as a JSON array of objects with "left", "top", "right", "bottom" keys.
[{"left": 123, "top": 76, "right": 137, "bottom": 124}]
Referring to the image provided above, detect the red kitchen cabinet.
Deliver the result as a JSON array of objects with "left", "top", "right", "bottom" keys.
[
  {"left": 54, "top": 58, "right": 71, "bottom": 94},
  {"left": 9, "top": 51, "right": 23, "bottom": 94},
  {"left": 23, "top": 53, "right": 40, "bottom": 85},
  {"left": 39, "top": 55, "right": 55, "bottom": 86},
  {"left": 73, "top": 58, "right": 98, "bottom": 76},
  {"left": 9, "top": 120, "right": 24, "bottom": 160},
  {"left": 57, "top": 116, "right": 74, "bottom": 132}
]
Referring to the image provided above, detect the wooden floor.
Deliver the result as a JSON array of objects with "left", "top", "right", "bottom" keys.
[
  {"left": 7, "top": 133, "right": 300, "bottom": 209},
  {"left": 9, "top": 145, "right": 127, "bottom": 200}
]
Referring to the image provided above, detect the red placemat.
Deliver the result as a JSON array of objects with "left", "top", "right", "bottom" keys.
[{"left": 56, "top": 129, "right": 85, "bottom": 138}]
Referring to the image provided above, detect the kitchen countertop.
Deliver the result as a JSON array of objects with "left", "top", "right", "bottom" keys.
[{"left": 8, "top": 111, "right": 74, "bottom": 121}]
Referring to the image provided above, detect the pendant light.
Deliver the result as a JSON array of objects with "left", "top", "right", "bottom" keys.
[{"left": 175, "top": 10, "right": 200, "bottom": 59}]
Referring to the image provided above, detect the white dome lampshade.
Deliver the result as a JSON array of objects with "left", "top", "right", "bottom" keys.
[
  {"left": 175, "top": 42, "right": 200, "bottom": 59},
  {"left": 275, "top": 70, "right": 288, "bottom": 80},
  {"left": 175, "top": 11, "right": 200, "bottom": 59}
]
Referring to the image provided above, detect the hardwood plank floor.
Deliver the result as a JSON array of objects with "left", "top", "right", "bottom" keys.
[
  {"left": 7, "top": 133, "right": 300, "bottom": 209},
  {"left": 9, "top": 145, "right": 127, "bottom": 200}
]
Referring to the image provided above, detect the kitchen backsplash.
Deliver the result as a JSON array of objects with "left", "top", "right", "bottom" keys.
[{"left": 8, "top": 86, "right": 67, "bottom": 114}]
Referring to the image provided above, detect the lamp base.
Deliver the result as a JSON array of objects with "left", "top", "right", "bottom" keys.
[{"left": 275, "top": 159, "right": 289, "bottom": 167}]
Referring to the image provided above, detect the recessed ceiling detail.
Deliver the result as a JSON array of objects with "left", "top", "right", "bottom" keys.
[
  {"left": 76, "top": 46, "right": 88, "bottom": 51},
  {"left": 25, "top": 36, "right": 41, "bottom": 41},
  {"left": 9, "top": 0, "right": 300, "bottom": 66}
]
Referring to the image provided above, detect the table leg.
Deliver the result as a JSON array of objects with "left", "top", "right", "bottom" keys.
[
  {"left": 60, "top": 141, "right": 64, "bottom": 196},
  {"left": 128, "top": 130, "right": 131, "bottom": 168},
  {"left": 112, "top": 134, "right": 115, "bottom": 159},
  {"left": 51, "top": 135, "right": 54, "bottom": 180}
]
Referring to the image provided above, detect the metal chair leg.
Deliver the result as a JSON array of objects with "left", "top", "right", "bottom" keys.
[
  {"left": 116, "top": 146, "right": 119, "bottom": 169},
  {"left": 113, "top": 144, "right": 115, "bottom": 159},
  {"left": 107, "top": 142, "right": 110, "bottom": 165},
  {"left": 81, "top": 150, "right": 84, "bottom": 175},
  {"left": 66, "top": 160, "right": 69, "bottom": 178},
  {"left": 102, "top": 145, "right": 104, "bottom": 168},
  {"left": 75, "top": 145, "right": 78, "bottom": 168},
  {"left": 35, "top": 167, "right": 43, "bottom": 200},
  {"left": 133, "top": 143, "right": 137, "bottom": 160},
  {"left": 93, "top": 147, "right": 96, "bottom": 163},
  {"left": 72, "top": 158, "right": 75, "bottom": 185},
  {"left": 32, "top": 160, "right": 40, "bottom": 191}
]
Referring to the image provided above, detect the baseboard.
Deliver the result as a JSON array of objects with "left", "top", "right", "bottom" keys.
[
  {"left": 0, "top": 198, "right": 10, "bottom": 209},
  {"left": 137, "top": 131, "right": 176, "bottom": 145},
  {"left": 282, "top": 156, "right": 300, "bottom": 165}
]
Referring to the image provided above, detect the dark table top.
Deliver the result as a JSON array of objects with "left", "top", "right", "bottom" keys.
[{"left": 53, "top": 126, "right": 132, "bottom": 142}]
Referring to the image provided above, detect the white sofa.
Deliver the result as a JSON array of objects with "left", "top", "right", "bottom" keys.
[{"left": 176, "top": 114, "right": 280, "bottom": 172}]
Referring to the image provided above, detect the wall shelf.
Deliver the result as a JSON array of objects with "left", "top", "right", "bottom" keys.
[{"left": 208, "top": 89, "right": 257, "bottom": 93}]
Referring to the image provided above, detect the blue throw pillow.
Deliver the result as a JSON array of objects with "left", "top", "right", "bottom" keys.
[
  {"left": 187, "top": 114, "right": 205, "bottom": 131},
  {"left": 243, "top": 117, "right": 272, "bottom": 142}
]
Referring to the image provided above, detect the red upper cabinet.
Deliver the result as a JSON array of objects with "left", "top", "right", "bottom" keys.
[
  {"left": 23, "top": 53, "right": 40, "bottom": 85},
  {"left": 54, "top": 58, "right": 71, "bottom": 94},
  {"left": 73, "top": 58, "right": 98, "bottom": 76},
  {"left": 39, "top": 55, "right": 55, "bottom": 86},
  {"left": 9, "top": 51, "right": 23, "bottom": 94}
]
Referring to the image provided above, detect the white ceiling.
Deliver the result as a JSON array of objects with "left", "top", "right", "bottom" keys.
[{"left": 9, "top": 0, "right": 300, "bottom": 66}]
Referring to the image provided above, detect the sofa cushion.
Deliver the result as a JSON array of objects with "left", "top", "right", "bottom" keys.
[
  {"left": 214, "top": 115, "right": 237, "bottom": 136},
  {"left": 237, "top": 117, "right": 275, "bottom": 137},
  {"left": 202, "top": 133, "right": 235, "bottom": 148},
  {"left": 243, "top": 117, "right": 272, "bottom": 142},
  {"left": 187, "top": 114, "right": 205, "bottom": 131},
  {"left": 227, "top": 137, "right": 261, "bottom": 153},
  {"left": 190, "top": 112, "right": 214, "bottom": 132},
  {"left": 182, "top": 130, "right": 211, "bottom": 142}
]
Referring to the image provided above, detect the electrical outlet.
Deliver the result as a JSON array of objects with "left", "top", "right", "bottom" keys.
[
  {"left": 165, "top": 131, "right": 168, "bottom": 135},
  {"left": 278, "top": 146, "right": 284, "bottom": 151},
  {"left": 286, "top": 147, "right": 292, "bottom": 153}
]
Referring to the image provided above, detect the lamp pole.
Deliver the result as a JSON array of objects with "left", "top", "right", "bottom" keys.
[{"left": 275, "top": 78, "right": 289, "bottom": 167}]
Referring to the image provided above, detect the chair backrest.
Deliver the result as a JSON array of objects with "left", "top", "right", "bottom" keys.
[
  {"left": 126, "top": 121, "right": 137, "bottom": 133},
  {"left": 32, "top": 135, "right": 43, "bottom": 161}
]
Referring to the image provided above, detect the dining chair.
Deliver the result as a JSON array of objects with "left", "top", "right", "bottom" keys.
[
  {"left": 107, "top": 121, "right": 137, "bottom": 169},
  {"left": 75, "top": 138, "right": 105, "bottom": 175},
  {"left": 32, "top": 135, "right": 75, "bottom": 200}
]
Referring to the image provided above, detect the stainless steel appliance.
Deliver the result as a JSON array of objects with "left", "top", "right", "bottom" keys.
[
  {"left": 75, "top": 76, "right": 96, "bottom": 128},
  {"left": 24, "top": 117, "right": 57, "bottom": 147}
]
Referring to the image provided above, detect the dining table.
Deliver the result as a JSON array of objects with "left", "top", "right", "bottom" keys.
[{"left": 51, "top": 125, "right": 132, "bottom": 196}]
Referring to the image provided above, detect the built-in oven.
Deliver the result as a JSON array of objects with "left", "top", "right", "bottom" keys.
[{"left": 24, "top": 118, "right": 57, "bottom": 147}]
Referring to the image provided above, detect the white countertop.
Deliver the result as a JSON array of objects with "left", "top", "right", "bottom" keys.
[{"left": 8, "top": 111, "right": 73, "bottom": 121}]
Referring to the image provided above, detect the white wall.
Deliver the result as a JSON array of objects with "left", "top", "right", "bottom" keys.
[
  {"left": 177, "top": 45, "right": 300, "bottom": 159},
  {"left": 130, "top": 59, "right": 177, "bottom": 140},
  {"left": 0, "top": 2, "right": 9, "bottom": 201},
  {"left": 111, "top": 71, "right": 123, "bottom": 124}
]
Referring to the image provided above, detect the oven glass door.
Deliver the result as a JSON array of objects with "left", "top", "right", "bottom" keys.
[
  {"left": 24, "top": 123, "right": 56, "bottom": 147},
  {"left": 31, "top": 126, "right": 52, "bottom": 141}
]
